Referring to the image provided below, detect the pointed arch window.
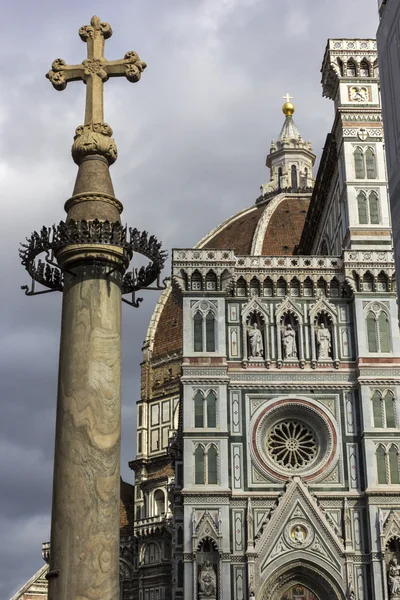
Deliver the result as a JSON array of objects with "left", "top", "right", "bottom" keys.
[
  {"left": 366, "top": 306, "right": 391, "bottom": 353},
  {"left": 194, "top": 312, "right": 203, "bottom": 352},
  {"left": 376, "top": 446, "right": 387, "bottom": 484},
  {"left": 194, "top": 390, "right": 218, "bottom": 428},
  {"left": 385, "top": 392, "right": 396, "bottom": 428},
  {"left": 205, "top": 312, "right": 216, "bottom": 352},
  {"left": 206, "top": 391, "right": 217, "bottom": 428},
  {"left": 354, "top": 148, "right": 366, "bottom": 179},
  {"left": 194, "top": 391, "right": 204, "bottom": 428},
  {"left": 195, "top": 446, "right": 205, "bottom": 484},
  {"left": 369, "top": 191, "right": 379, "bottom": 223},
  {"left": 194, "top": 444, "right": 218, "bottom": 485},
  {"left": 357, "top": 192, "right": 368, "bottom": 224},
  {"left": 360, "top": 60, "right": 370, "bottom": 77},
  {"left": 389, "top": 446, "right": 400, "bottom": 484},
  {"left": 207, "top": 445, "right": 218, "bottom": 485},
  {"left": 365, "top": 148, "right": 377, "bottom": 179},
  {"left": 347, "top": 60, "right": 357, "bottom": 76},
  {"left": 372, "top": 391, "right": 384, "bottom": 428},
  {"left": 291, "top": 165, "right": 298, "bottom": 189}
]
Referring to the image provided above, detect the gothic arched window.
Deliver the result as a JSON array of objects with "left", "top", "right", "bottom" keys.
[
  {"left": 206, "top": 391, "right": 217, "bottom": 428},
  {"left": 347, "top": 60, "right": 357, "bottom": 76},
  {"left": 365, "top": 148, "right": 377, "bottom": 179},
  {"left": 360, "top": 60, "right": 370, "bottom": 76},
  {"left": 385, "top": 391, "right": 396, "bottom": 428},
  {"left": 144, "top": 543, "right": 160, "bottom": 564},
  {"left": 291, "top": 165, "right": 298, "bottom": 189},
  {"left": 366, "top": 306, "right": 391, "bottom": 353},
  {"left": 205, "top": 312, "right": 216, "bottom": 352},
  {"left": 207, "top": 445, "right": 218, "bottom": 484},
  {"left": 389, "top": 446, "right": 400, "bottom": 484},
  {"left": 191, "top": 270, "right": 202, "bottom": 290},
  {"left": 378, "top": 311, "right": 391, "bottom": 352},
  {"left": 354, "top": 148, "right": 366, "bottom": 179},
  {"left": 278, "top": 167, "right": 283, "bottom": 189},
  {"left": 177, "top": 561, "right": 184, "bottom": 588},
  {"left": 369, "top": 191, "right": 379, "bottom": 223},
  {"left": 376, "top": 446, "right": 387, "bottom": 484},
  {"left": 194, "top": 391, "right": 204, "bottom": 428},
  {"left": 194, "top": 312, "right": 203, "bottom": 352},
  {"left": 195, "top": 446, "right": 205, "bottom": 484},
  {"left": 367, "top": 311, "right": 378, "bottom": 352},
  {"left": 372, "top": 391, "right": 383, "bottom": 428},
  {"left": 205, "top": 271, "right": 217, "bottom": 291},
  {"left": 357, "top": 192, "right": 368, "bottom": 224}
]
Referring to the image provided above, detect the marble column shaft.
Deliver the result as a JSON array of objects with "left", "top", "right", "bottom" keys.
[{"left": 48, "top": 263, "right": 122, "bottom": 600}]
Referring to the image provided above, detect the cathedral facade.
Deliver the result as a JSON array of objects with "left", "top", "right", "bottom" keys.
[
  {"left": 11, "top": 37, "right": 400, "bottom": 600},
  {"left": 131, "top": 38, "right": 400, "bottom": 600}
]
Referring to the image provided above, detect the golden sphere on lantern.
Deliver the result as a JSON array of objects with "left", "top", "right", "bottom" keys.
[{"left": 282, "top": 101, "right": 295, "bottom": 116}]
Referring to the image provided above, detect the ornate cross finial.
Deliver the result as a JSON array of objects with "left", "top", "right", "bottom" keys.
[
  {"left": 283, "top": 93, "right": 294, "bottom": 103},
  {"left": 46, "top": 16, "right": 146, "bottom": 165}
]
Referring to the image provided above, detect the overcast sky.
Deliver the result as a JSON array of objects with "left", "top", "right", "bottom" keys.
[{"left": 0, "top": 0, "right": 379, "bottom": 597}]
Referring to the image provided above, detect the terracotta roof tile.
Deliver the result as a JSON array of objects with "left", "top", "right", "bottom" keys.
[
  {"left": 203, "top": 206, "right": 263, "bottom": 254},
  {"left": 152, "top": 294, "right": 183, "bottom": 359},
  {"left": 262, "top": 197, "right": 310, "bottom": 255}
]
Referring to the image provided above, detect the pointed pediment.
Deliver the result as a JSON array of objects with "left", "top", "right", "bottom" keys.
[
  {"left": 382, "top": 509, "right": 400, "bottom": 547},
  {"left": 10, "top": 563, "right": 49, "bottom": 600},
  {"left": 309, "top": 294, "right": 338, "bottom": 322},
  {"left": 195, "top": 510, "right": 220, "bottom": 547},
  {"left": 255, "top": 478, "right": 344, "bottom": 574},
  {"left": 275, "top": 296, "right": 303, "bottom": 322},
  {"left": 241, "top": 297, "right": 269, "bottom": 323}
]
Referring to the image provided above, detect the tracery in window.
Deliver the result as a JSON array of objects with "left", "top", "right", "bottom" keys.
[
  {"left": 192, "top": 302, "right": 217, "bottom": 353},
  {"left": 347, "top": 60, "right": 356, "bottom": 76},
  {"left": 372, "top": 390, "right": 396, "bottom": 428},
  {"left": 360, "top": 60, "right": 370, "bottom": 76},
  {"left": 357, "top": 190, "right": 380, "bottom": 224},
  {"left": 194, "top": 389, "right": 217, "bottom": 428},
  {"left": 376, "top": 444, "right": 400, "bottom": 485},
  {"left": 194, "top": 443, "right": 218, "bottom": 485},
  {"left": 366, "top": 305, "right": 391, "bottom": 353},
  {"left": 192, "top": 270, "right": 203, "bottom": 291},
  {"left": 354, "top": 147, "right": 377, "bottom": 180}
]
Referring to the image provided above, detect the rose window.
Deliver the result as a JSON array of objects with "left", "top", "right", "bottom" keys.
[
  {"left": 267, "top": 421, "right": 317, "bottom": 469},
  {"left": 250, "top": 399, "right": 339, "bottom": 482}
]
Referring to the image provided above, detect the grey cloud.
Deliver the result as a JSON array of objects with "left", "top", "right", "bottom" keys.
[{"left": 0, "top": 0, "right": 378, "bottom": 596}]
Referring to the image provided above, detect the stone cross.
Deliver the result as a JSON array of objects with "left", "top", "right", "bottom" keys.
[
  {"left": 47, "top": 15, "right": 146, "bottom": 125},
  {"left": 46, "top": 16, "right": 146, "bottom": 164},
  {"left": 283, "top": 93, "right": 293, "bottom": 103}
]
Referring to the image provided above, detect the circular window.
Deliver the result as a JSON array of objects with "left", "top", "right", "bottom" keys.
[
  {"left": 251, "top": 398, "right": 339, "bottom": 482},
  {"left": 268, "top": 421, "right": 317, "bottom": 469}
]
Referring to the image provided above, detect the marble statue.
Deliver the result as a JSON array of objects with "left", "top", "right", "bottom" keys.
[
  {"left": 389, "top": 557, "right": 400, "bottom": 598},
  {"left": 317, "top": 323, "right": 331, "bottom": 359},
  {"left": 198, "top": 562, "right": 217, "bottom": 598},
  {"left": 249, "top": 323, "right": 263, "bottom": 357},
  {"left": 283, "top": 324, "right": 297, "bottom": 358}
]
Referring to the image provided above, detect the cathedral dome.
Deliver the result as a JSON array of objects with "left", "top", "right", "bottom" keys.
[{"left": 146, "top": 190, "right": 311, "bottom": 362}]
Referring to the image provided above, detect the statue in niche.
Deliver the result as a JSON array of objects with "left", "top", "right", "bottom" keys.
[
  {"left": 317, "top": 322, "right": 331, "bottom": 359},
  {"left": 198, "top": 561, "right": 217, "bottom": 598},
  {"left": 248, "top": 323, "right": 263, "bottom": 358},
  {"left": 388, "top": 557, "right": 400, "bottom": 598},
  {"left": 283, "top": 324, "right": 297, "bottom": 359}
]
